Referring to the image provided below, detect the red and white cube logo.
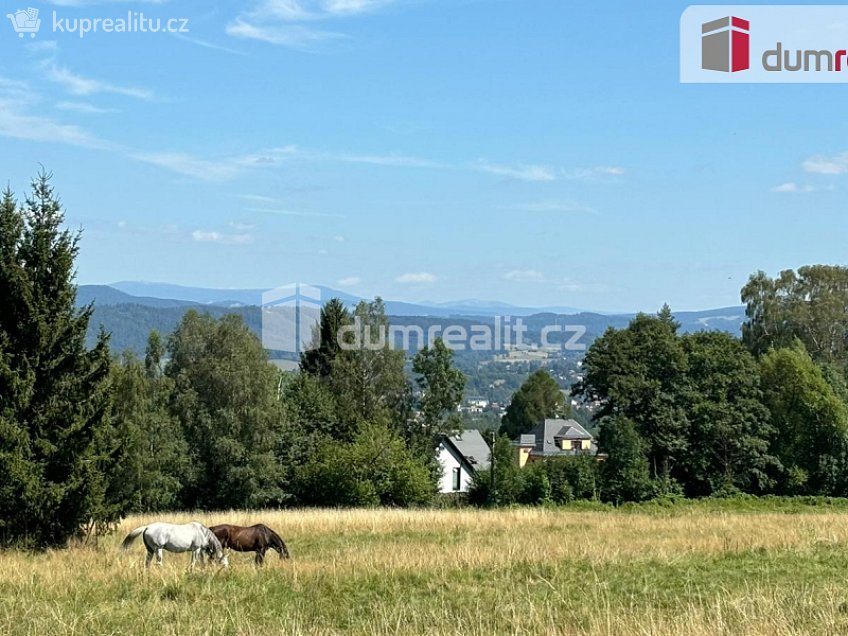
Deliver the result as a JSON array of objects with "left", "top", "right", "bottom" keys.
[{"left": 702, "top": 16, "right": 750, "bottom": 72}]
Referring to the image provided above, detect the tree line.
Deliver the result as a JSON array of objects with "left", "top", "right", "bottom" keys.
[
  {"left": 470, "top": 273, "right": 848, "bottom": 506},
  {"left": 4, "top": 175, "right": 848, "bottom": 546},
  {"left": 0, "top": 175, "right": 468, "bottom": 548},
  {"left": 580, "top": 275, "right": 848, "bottom": 502}
]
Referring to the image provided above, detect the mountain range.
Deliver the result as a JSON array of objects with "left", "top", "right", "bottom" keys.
[
  {"left": 102, "top": 281, "right": 585, "bottom": 317},
  {"left": 76, "top": 282, "right": 747, "bottom": 355}
]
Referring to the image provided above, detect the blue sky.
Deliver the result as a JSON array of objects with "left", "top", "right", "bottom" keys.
[{"left": 0, "top": 0, "right": 846, "bottom": 313}]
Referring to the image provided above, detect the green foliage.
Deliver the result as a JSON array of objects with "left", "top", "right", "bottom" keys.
[
  {"left": 759, "top": 345, "right": 848, "bottom": 495},
  {"left": 520, "top": 466, "right": 551, "bottom": 505},
  {"left": 327, "top": 299, "right": 411, "bottom": 439},
  {"left": 680, "top": 331, "right": 777, "bottom": 495},
  {"left": 0, "top": 174, "right": 113, "bottom": 547},
  {"left": 597, "top": 417, "right": 653, "bottom": 505},
  {"left": 469, "top": 437, "right": 598, "bottom": 507},
  {"left": 293, "top": 424, "right": 434, "bottom": 507},
  {"left": 300, "top": 298, "right": 351, "bottom": 378},
  {"left": 575, "top": 309, "right": 689, "bottom": 477},
  {"left": 166, "top": 311, "right": 286, "bottom": 509},
  {"left": 541, "top": 456, "right": 598, "bottom": 503},
  {"left": 412, "top": 337, "right": 466, "bottom": 441},
  {"left": 281, "top": 370, "right": 339, "bottom": 439},
  {"left": 742, "top": 266, "right": 848, "bottom": 367},
  {"left": 499, "top": 369, "right": 568, "bottom": 438},
  {"left": 105, "top": 349, "right": 189, "bottom": 513},
  {"left": 468, "top": 434, "right": 521, "bottom": 506}
]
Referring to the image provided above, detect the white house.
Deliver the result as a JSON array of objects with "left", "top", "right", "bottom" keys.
[{"left": 436, "top": 429, "right": 491, "bottom": 494}]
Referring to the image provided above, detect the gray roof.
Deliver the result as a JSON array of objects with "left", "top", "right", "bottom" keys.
[
  {"left": 442, "top": 429, "right": 491, "bottom": 472},
  {"left": 517, "top": 418, "right": 597, "bottom": 457}
]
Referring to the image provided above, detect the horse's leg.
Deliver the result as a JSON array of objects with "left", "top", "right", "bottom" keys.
[
  {"left": 145, "top": 549, "right": 154, "bottom": 569},
  {"left": 255, "top": 548, "right": 266, "bottom": 566},
  {"left": 155, "top": 548, "right": 164, "bottom": 566}
]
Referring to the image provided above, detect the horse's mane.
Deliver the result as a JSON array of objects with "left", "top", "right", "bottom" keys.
[
  {"left": 196, "top": 523, "right": 222, "bottom": 551},
  {"left": 262, "top": 524, "right": 290, "bottom": 558}
]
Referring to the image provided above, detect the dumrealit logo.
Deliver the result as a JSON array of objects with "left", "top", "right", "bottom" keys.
[
  {"left": 701, "top": 16, "right": 749, "bottom": 72},
  {"left": 682, "top": 6, "right": 848, "bottom": 83},
  {"left": 761, "top": 44, "right": 848, "bottom": 73}
]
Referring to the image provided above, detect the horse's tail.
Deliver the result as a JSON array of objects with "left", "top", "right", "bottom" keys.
[
  {"left": 120, "top": 525, "right": 148, "bottom": 551},
  {"left": 266, "top": 527, "right": 290, "bottom": 559}
]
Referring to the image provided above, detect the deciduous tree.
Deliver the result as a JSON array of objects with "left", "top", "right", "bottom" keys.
[{"left": 499, "top": 369, "right": 567, "bottom": 439}]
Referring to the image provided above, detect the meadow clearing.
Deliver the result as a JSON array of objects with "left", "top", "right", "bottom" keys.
[{"left": 4, "top": 501, "right": 848, "bottom": 635}]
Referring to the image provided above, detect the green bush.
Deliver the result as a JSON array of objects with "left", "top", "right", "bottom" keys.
[{"left": 294, "top": 424, "right": 434, "bottom": 507}]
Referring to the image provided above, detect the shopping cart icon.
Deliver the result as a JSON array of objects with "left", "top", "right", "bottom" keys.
[{"left": 6, "top": 8, "right": 41, "bottom": 38}]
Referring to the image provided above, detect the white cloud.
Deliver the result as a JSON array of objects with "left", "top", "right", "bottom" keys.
[
  {"left": 803, "top": 152, "right": 848, "bottom": 175},
  {"left": 172, "top": 33, "right": 247, "bottom": 56},
  {"left": 771, "top": 182, "right": 802, "bottom": 193},
  {"left": 238, "top": 193, "right": 280, "bottom": 204},
  {"left": 229, "top": 221, "right": 255, "bottom": 231},
  {"left": 130, "top": 147, "right": 301, "bottom": 181},
  {"left": 225, "top": 20, "right": 344, "bottom": 49},
  {"left": 132, "top": 152, "right": 243, "bottom": 181},
  {"left": 0, "top": 77, "right": 32, "bottom": 102},
  {"left": 770, "top": 182, "right": 834, "bottom": 193},
  {"left": 503, "top": 269, "right": 545, "bottom": 282},
  {"left": 500, "top": 269, "right": 599, "bottom": 293},
  {"left": 0, "top": 98, "right": 111, "bottom": 149},
  {"left": 56, "top": 101, "right": 117, "bottom": 114},
  {"left": 246, "top": 207, "right": 345, "bottom": 218},
  {"left": 25, "top": 40, "right": 59, "bottom": 53},
  {"left": 565, "top": 165, "right": 625, "bottom": 181},
  {"left": 46, "top": 0, "right": 166, "bottom": 5},
  {"left": 243, "top": 0, "right": 394, "bottom": 20},
  {"left": 509, "top": 201, "right": 595, "bottom": 214},
  {"left": 472, "top": 160, "right": 556, "bottom": 182},
  {"left": 557, "top": 281, "right": 591, "bottom": 293},
  {"left": 320, "top": 0, "right": 394, "bottom": 17},
  {"left": 192, "top": 229, "right": 254, "bottom": 245},
  {"left": 227, "top": 0, "right": 398, "bottom": 49},
  {"left": 333, "top": 152, "right": 445, "bottom": 168},
  {"left": 337, "top": 276, "right": 361, "bottom": 286},
  {"left": 122, "top": 142, "right": 592, "bottom": 190},
  {"left": 45, "top": 64, "right": 156, "bottom": 101},
  {"left": 395, "top": 272, "right": 436, "bottom": 284}
]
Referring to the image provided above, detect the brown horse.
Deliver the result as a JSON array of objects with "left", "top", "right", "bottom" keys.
[{"left": 208, "top": 524, "right": 290, "bottom": 565}]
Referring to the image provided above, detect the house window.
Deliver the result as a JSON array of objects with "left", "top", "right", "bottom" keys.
[{"left": 452, "top": 467, "right": 461, "bottom": 491}]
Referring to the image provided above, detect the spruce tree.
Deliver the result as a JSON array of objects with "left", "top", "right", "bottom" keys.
[{"left": 0, "top": 173, "right": 112, "bottom": 547}]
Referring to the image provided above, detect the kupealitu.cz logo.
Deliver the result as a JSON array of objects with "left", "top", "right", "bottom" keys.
[
  {"left": 5, "top": 5, "right": 189, "bottom": 39},
  {"left": 6, "top": 7, "right": 41, "bottom": 38}
]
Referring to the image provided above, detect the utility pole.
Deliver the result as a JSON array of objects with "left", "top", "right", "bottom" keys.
[{"left": 489, "top": 430, "right": 496, "bottom": 507}]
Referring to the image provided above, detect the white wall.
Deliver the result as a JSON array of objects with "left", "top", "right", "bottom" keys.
[{"left": 437, "top": 442, "right": 474, "bottom": 494}]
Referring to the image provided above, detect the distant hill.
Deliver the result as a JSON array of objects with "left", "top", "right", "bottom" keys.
[
  {"left": 77, "top": 285, "right": 202, "bottom": 310},
  {"left": 77, "top": 283, "right": 746, "bottom": 356},
  {"left": 107, "top": 281, "right": 584, "bottom": 317}
]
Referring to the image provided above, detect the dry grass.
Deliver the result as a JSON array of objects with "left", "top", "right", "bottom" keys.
[{"left": 3, "top": 506, "right": 848, "bottom": 635}]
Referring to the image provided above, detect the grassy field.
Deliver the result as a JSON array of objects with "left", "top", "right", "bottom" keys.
[{"left": 4, "top": 502, "right": 848, "bottom": 635}]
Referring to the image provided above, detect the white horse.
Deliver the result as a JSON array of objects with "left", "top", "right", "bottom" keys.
[{"left": 121, "top": 521, "right": 229, "bottom": 568}]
